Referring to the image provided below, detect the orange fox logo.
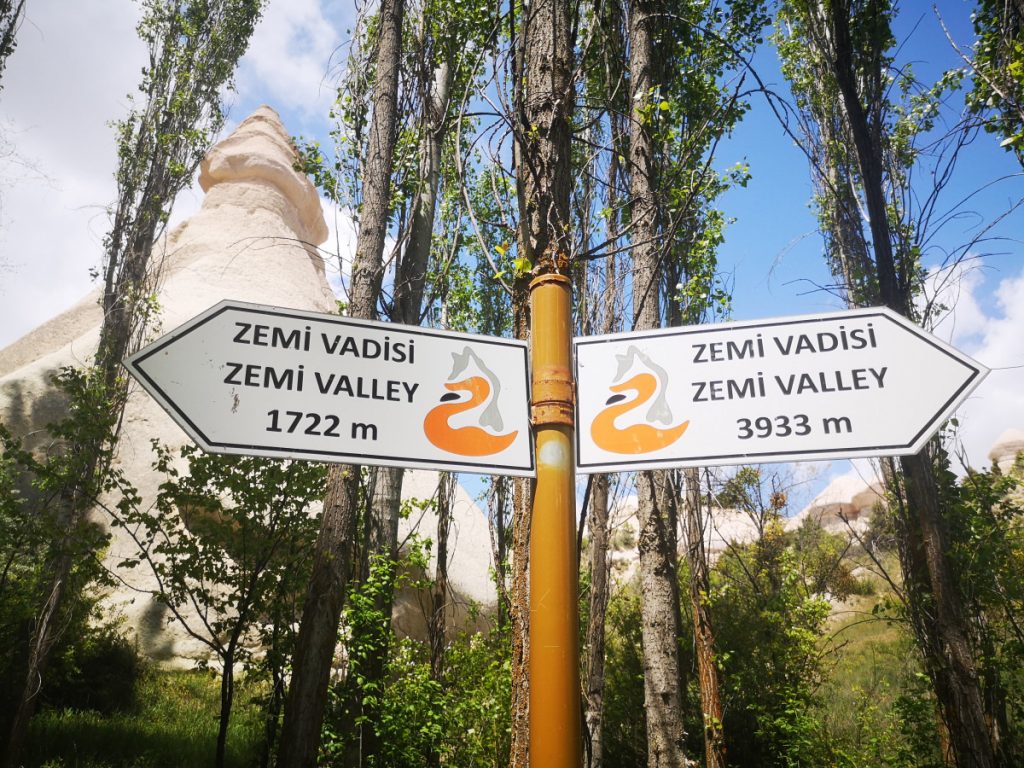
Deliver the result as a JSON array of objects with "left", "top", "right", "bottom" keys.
[
  {"left": 424, "top": 347, "right": 518, "bottom": 456},
  {"left": 590, "top": 346, "right": 688, "bottom": 454}
]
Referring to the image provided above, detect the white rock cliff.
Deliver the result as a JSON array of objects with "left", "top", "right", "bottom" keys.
[{"left": 0, "top": 106, "right": 496, "bottom": 664}]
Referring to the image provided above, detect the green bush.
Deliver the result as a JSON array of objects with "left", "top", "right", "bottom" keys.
[{"left": 43, "top": 622, "right": 144, "bottom": 716}]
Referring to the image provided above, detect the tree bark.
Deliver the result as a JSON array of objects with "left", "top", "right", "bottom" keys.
[
  {"left": 347, "top": 466, "right": 403, "bottom": 768},
  {"left": 277, "top": 465, "right": 362, "bottom": 768},
  {"left": 396, "top": 59, "right": 452, "bottom": 326},
  {"left": 628, "top": 2, "right": 690, "bottom": 765},
  {"left": 585, "top": 474, "right": 612, "bottom": 767},
  {"left": 427, "top": 473, "right": 453, "bottom": 768},
  {"left": 508, "top": 287, "right": 532, "bottom": 768},
  {"left": 823, "top": 4, "right": 996, "bottom": 765},
  {"left": 488, "top": 477, "right": 512, "bottom": 630},
  {"left": 344, "top": 19, "right": 455, "bottom": 767},
  {"left": 515, "top": 0, "right": 577, "bottom": 763},
  {"left": 276, "top": 2, "right": 405, "bottom": 765},
  {"left": 683, "top": 469, "right": 725, "bottom": 768}
]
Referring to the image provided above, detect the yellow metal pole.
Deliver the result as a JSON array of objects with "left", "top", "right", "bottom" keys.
[{"left": 528, "top": 270, "right": 582, "bottom": 767}]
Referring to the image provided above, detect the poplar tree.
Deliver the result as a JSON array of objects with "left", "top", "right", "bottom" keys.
[
  {"left": 1, "top": 2, "right": 264, "bottom": 764},
  {"left": 276, "top": 1, "right": 405, "bottom": 765},
  {"left": 965, "top": 0, "right": 1024, "bottom": 166},
  {"left": 777, "top": 2, "right": 998, "bottom": 765}
]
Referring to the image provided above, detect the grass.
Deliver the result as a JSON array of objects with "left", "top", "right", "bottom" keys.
[
  {"left": 813, "top": 564, "right": 926, "bottom": 759},
  {"left": 26, "top": 669, "right": 265, "bottom": 768}
]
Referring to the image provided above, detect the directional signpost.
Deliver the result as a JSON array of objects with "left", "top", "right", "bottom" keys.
[
  {"left": 127, "top": 297, "right": 990, "bottom": 768},
  {"left": 125, "top": 300, "right": 533, "bottom": 476},
  {"left": 575, "top": 306, "right": 988, "bottom": 473}
]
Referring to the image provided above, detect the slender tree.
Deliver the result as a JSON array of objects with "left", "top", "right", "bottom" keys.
[
  {"left": 1, "top": 3, "right": 264, "bottom": 764},
  {"left": 276, "top": 2, "right": 406, "bottom": 766},
  {"left": 626, "top": 3, "right": 694, "bottom": 763},
  {"left": 682, "top": 468, "right": 726, "bottom": 768},
  {"left": 513, "top": 0, "right": 577, "bottom": 764},
  {"left": 426, "top": 472, "right": 454, "bottom": 768},
  {"left": 777, "top": 2, "right": 999, "bottom": 765}
]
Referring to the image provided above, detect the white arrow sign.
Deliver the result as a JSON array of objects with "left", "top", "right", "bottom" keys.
[
  {"left": 574, "top": 307, "right": 988, "bottom": 473},
  {"left": 126, "top": 301, "right": 534, "bottom": 476}
]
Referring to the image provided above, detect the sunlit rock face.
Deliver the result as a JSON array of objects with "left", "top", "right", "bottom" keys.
[
  {"left": 989, "top": 429, "right": 1024, "bottom": 475},
  {"left": 787, "top": 474, "right": 884, "bottom": 536},
  {"left": 0, "top": 106, "right": 496, "bottom": 665}
]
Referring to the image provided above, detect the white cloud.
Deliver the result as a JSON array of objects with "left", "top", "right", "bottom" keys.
[
  {"left": 0, "top": 0, "right": 145, "bottom": 348},
  {"left": 234, "top": 0, "right": 346, "bottom": 125},
  {"left": 0, "top": 1, "right": 350, "bottom": 350},
  {"left": 320, "top": 200, "right": 357, "bottom": 300},
  {"left": 924, "top": 263, "right": 1024, "bottom": 470}
]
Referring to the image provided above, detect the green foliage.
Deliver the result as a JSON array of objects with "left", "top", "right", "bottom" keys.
[
  {"left": 439, "top": 628, "right": 512, "bottom": 767},
  {"left": 936, "top": 454, "right": 1024, "bottom": 760},
  {"left": 627, "top": 0, "right": 767, "bottom": 325},
  {"left": 102, "top": 0, "right": 266, "bottom": 371},
  {"left": 42, "top": 620, "right": 145, "bottom": 717},
  {"left": 601, "top": 586, "right": 647, "bottom": 766},
  {"left": 323, "top": 539, "right": 511, "bottom": 767},
  {"left": 814, "top": 605, "right": 945, "bottom": 768},
  {"left": 114, "top": 444, "right": 324, "bottom": 666},
  {"left": 110, "top": 444, "right": 324, "bottom": 763},
  {"left": 0, "top": 368, "right": 123, "bottom": 735},
  {"left": 791, "top": 519, "right": 871, "bottom": 600},
  {"left": 0, "top": 0, "right": 26, "bottom": 93},
  {"left": 774, "top": 0, "right": 967, "bottom": 311},
  {"left": 710, "top": 519, "right": 833, "bottom": 767},
  {"left": 967, "top": 1, "right": 1024, "bottom": 164}
]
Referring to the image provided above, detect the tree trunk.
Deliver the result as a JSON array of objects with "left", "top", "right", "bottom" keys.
[
  {"left": 427, "top": 473, "right": 453, "bottom": 768},
  {"left": 825, "top": 5, "right": 996, "bottom": 765},
  {"left": 585, "top": 474, "right": 612, "bottom": 767},
  {"left": 507, "top": 14, "right": 533, "bottom": 764},
  {"left": 396, "top": 59, "right": 452, "bottom": 326},
  {"left": 627, "top": 2, "right": 690, "bottom": 765},
  {"left": 277, "top": 2, "right": 405, "bottom": 765},
  {"left": 899, "top": 451, "right": 996, "bottom": 768},
  {"left": 488, "top": 477, "right": 512, "bottom": 630},
  {"left": 508, "top": 287, "right": 533, "bottom": 768},
  {"left": 277, "top": 465, "right": 362, "bottom": 768},
  {"left": 346, "top": 0, "right": 405, "bottom": 321},
  {"left": 516, "top": 0, "right": 577, "bottom": 761},
  {"left": 347, "top": 466, "right": 403, "bottom": 768},
  {"left": 3, "top": 546, "right": 72, "bottom": 768},
  {"left": 584, "top": 115, "right": 623, "bottom": 764},
  {"left": 683, "top": 469, "right": 725, "bottom": 768},
  {"left": 430, "top": 474, "right": 453, "bottom": 682},
  {"left": 343, "top": 18, "right": 454, "bottom": 766},
  {"left": 215, "top": 651, "right": 236, "bottom": 768},
  {"left": 634, "top": 472, "right": 688, "bottom": 767}
]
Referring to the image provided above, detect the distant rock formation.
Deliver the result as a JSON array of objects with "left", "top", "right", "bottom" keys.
[
  {"left": 0, "top": 106, "right": 496, "bottom": 665},
  {"left": 787, "top": 474, "right": 884, "bottom": 536},
  {"left": 989, "top": 429, "right": 1024, "bottom": 474}
]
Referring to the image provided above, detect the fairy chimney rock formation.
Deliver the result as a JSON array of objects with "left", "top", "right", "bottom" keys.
[
  {"left": 0, "top": 106, "right": 496, "bottom": 664},
  {"left": 989, "top": 429, "right": 1024, "bottom": 474}
]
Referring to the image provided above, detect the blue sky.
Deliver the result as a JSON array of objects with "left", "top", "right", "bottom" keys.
[
  {"left": 1, "top": 0, "right": 1021, "bottom": 499},
  {"left": 717, "top": 5, "right": 1022, "bottom": 324}
]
